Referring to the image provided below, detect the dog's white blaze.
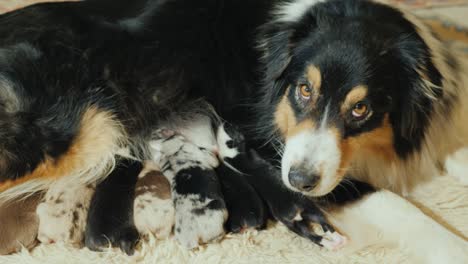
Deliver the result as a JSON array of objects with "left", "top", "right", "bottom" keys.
[
  {"left": 282, "top": 129, "right": 341, "bottom": 195},
  {"left": 275, "top": 0, "right": 326, "bottom": 22},
  {"left": 216, "top": 125, "right": 239, "bottom": 159}
]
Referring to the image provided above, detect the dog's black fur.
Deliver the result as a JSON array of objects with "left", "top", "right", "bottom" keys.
[{"left": 0, "top": 0, "right": 394, "bottom": 253}]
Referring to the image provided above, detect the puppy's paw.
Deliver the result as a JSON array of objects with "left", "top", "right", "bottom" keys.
[
  {"left": 134, "top": 168, "right": 175, "bottom": 239},
  {"left": 85, "top": 225, "right": 140, "bottom": 255},
  {"left": 174, "top": 194, "right": 227, "bottom": 249},
  {"left": 115, "top": 226, "right": 140, "bottom": 256}
]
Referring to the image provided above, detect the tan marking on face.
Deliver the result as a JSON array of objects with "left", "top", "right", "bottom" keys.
[
  {"left": 322, "top": 115, "right": 395, "bottom": 189},
  {"left": 341, "top": 86, "right": 368, "bottom": 115},
  {"left": 274, "top": 90, "right": 316, "bottom": 140},
  {"left": 274, "top": 89, "right": 297, "bottom": 137},
  {"left": 287, "top": 119, "right": 315, "bottom": 139},
  {"left": 340, "top": 115, "right": 397, "bottom": 167},
  {"left": 0, "top": 106, "right": 125, "bottom": 192}
]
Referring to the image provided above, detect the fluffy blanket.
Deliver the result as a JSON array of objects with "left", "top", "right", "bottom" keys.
[{"left": 0, "top": 1, "right": 467, "bottom": 263}]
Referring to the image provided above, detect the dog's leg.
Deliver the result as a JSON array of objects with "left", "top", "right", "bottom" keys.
[
  {"left": 328, "top": 190, "right": 468, "bottom": 263},
  {"left": 84, "top": 157, "right": 142, "bottom": 255},
  {"left": 240, "top": 149, "right": 349, "bottom": 250}
]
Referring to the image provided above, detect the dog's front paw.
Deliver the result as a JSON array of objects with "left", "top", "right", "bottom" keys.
[
  {"left": 173, "top": 194, "right": 227, "bottom": 249},
  {"left": 244, "top": 150, "right": 347, "bottom": 251},
  {"left": 268, "top": 191, "right": 347, "bottom": 250}
]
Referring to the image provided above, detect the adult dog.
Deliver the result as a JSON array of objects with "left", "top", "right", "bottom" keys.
[{"left": 0, "top": 0, "right": 467, "bottom": 262}]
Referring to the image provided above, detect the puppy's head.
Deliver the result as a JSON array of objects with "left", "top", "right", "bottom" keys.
[{"left": 258, "top": 0, "right": 442, "bottom": 196}]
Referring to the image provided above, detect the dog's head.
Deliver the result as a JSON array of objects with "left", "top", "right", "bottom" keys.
[{"left": 257, "top": 0, "right": 443, "bottom": 196}]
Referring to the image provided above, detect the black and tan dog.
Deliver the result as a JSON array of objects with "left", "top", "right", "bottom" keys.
[{"left": 0, "top": 0, "right": 467, "bottom": 262}]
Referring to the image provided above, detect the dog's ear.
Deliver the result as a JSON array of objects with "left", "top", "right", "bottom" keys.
[
  {"left": 390, "top": 33, "right": 443, "bottom": 156},
  {"left": 258, "top": 9, "right": 319, "bottom": 82},
  {"left": 257, "top": 22, "right": 294, "bottom": 81}
]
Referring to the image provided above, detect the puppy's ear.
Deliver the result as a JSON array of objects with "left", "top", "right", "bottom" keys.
[{"left": 257, "top": 22, "right": 294, "bottom": 81}]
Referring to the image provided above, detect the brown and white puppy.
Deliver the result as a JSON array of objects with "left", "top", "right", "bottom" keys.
[
  {"left": 0, "top": 193, "right": 41, "bottom": 255},
  {"left": 133, "top": 162, "right": 174, "bottom": 239}
]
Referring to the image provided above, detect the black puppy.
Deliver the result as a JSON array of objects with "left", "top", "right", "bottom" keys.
[
  {"left": 85, "top": 157, "right": 142, "bottom": 255},
  {"left": 215, "top": 123, "right": 267, "bottom": 233}
]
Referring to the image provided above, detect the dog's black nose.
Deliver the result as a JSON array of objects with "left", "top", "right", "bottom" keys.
[{"left": 288, "top": 169, "right": 320, "bottom": 192}]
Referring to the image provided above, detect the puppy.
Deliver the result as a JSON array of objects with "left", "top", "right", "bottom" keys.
[
  {"left": 85, "top": 157, "right": 142, "bottom": 255},
  {"left": 133, "top": 162, "right": 174, "bottom": 239},
  {"left": 36, "top": 181, "right": 95, "bottom": 246},
  {"left": 149, "top": 127, "right": 227, "bottom": 249},
  {"left": 0, "top": 194, "right": 41, "bottom": 255}
]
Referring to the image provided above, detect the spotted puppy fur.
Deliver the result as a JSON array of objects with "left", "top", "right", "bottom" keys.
[
  {"left": 150, "top": 128, "right": 227, "bottom": 249},
  {"left": 36, "top": 181, "right": 95, "bottom": 245},
  {"left": 134, "top": 161, "right": 174, "bottom": 239}
]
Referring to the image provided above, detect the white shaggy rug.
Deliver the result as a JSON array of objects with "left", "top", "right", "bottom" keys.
[{"left": 0, "top": 174, "right": 466, "bottom": 264}]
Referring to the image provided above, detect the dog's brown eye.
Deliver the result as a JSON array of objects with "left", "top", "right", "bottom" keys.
[
  {"left": 299, "top": 84, "right": 312, "bottom": 100},
  {"left": 352, "top": 102, "right": 369, "bottom": 119}
]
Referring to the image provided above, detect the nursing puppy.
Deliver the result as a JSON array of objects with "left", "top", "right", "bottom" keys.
[
  {"left": 0, "top": 194, "right": 41, "bottom": 255},
  {"left": 37, "top": 182, "right": 95, "bottom": 246},
  {"left": 133, "top": 162, "right": 174, "bottom": 240}
]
